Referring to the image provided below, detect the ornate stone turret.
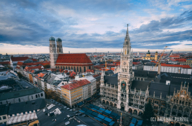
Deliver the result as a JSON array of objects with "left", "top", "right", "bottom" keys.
[
  {"left": 117, "top": 24, "right": 134, "bottom": 112},
  {"left": 123, "top": 24, "right": 131, "bottom": 56},
  {"left": 100, "top": 70, "right": 105, "bottom": 96},
  {"left": 155, "top": 51, "right": 158, "bottom": 61}
]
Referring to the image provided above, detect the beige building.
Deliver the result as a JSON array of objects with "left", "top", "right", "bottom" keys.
[
  {"left": 142, "top": 50, "right": 158, "bottom": 61},
  {"left": 181, "top": 59, "right": 192, "bottom": 68},
  {"left": 61, "top": 79, "right": 96, "bottom": 107}
]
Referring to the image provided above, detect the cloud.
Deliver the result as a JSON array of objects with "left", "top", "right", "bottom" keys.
[
  {"left": 132, "top": 10, "right": 192, "bottom": 33},
  {"left": 0, "top": 0, "right": 192, "bottom": 54}
]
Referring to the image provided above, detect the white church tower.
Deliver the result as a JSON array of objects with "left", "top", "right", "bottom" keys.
[
  {"left": 49, "top": 37, "right": 57, "bottom": 69},
  {"left": 117, "top": 24, "right": 134, "bottom": 111}
]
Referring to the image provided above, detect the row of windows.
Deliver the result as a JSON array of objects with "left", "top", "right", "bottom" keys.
[
  {"left": 0, "top": 116, "right": 6, "bottom": 120},
  {"left": 31, "top": 93, "right": 44, "bottom": 99},
  {"left": 0, "top": 93, "right": 44, "bottom": 105}
]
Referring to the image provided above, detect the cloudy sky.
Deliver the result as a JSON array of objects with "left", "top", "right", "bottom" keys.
[{"left": 0, "top": 0, "right": 192, "bottom": 54}]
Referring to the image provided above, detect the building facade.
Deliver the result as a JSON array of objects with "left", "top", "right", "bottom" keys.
[
  {"left": 143, "top": 64, "right": 192, "bottom": 75},
  {"left": 100, "top": 24, "right": 135, "bottom": 112},
  {"left": 61, "top": 79, "right": 96, "bottom": 107},
  {"left": 49, "top": 37, "right": 93, "bottom": 72},
  {"left": 99, "top": 25, "right": 192, "bottom": 125},
  {"left": 142, "top": 51, "right": 158, "bottom": 61}
]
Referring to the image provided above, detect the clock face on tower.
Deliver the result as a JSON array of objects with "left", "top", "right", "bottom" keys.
[{"left": 123, "top": 62, "right": 126, "bottom": 65}]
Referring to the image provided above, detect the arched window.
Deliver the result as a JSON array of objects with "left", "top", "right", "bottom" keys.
[
  {"left": 36, "top": 95, "right": 37, "bottom": 98},
  {"left": 41, "top": 93, "right": 43, "bottom": 97}
]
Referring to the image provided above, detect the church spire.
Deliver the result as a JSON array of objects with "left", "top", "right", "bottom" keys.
[
  {"left": 124, "top": 24, "right": 130, "bottom": 46},
  {"left": 126, "top": 24, "right": 129, "bottom": 38}
]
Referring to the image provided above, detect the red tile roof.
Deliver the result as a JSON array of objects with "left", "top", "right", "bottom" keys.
[
  {"left": 56, "top": 54, "right": 92, "bottom": 65},
  {"left": 133, "top": 62, "right": 141, "bottom": 65},
  {"left": 24, "top": 61, "right": 50, "bottom": 66},
  {"left": 86, "top": 69, "right": 94, "bottom": 73},
  {"left": 64, "top": 70, "right": 68, "bottom": 73},
  {"left": 69, "top": 71, "right": 76, "bottom": 77},
  {"left": 161, "top": 63, "right": 191, "bottom": 68},
  {"left": 169, "top": 55, "right": 180, "bottom": 58},
  {"left": 17, "top": 62, "right": 23, "bottom": 66},
  {"left": 37, "top": 73, "right": 46, "bottom": 78},
  {"left": 11, "top": 57, "right": 29, "bottom": 61},
  {"left": 151, "top": 61, "right": 157, "bottom": 64},
  {"left": 0, "top": 62, "right": 10, "bottom": 65},
  {"left": 25, "top": 65, "right": 43, "bottom": 71},
  {"left": 93, "top": 73, "right": 101, "bottom": 78},
  {"left": 32, "top": 59, "right": 38, "bottom": 62},
  {"left": 174, "top": 58, "right": 186, "bottom": 62},
  {"left": 61, "top": 79, "right": 90, "bottom": 90}
]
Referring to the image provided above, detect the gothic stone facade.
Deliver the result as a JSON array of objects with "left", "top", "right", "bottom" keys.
[{"left": 100, "top": 25, "right": 192, "bottom": 125}]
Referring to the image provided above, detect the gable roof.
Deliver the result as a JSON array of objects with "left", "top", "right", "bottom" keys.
[
  {"left": 161, "top": 63, "right": 191, "bottom": 68},
  {"left": 104, "top": 74, "right": 118, "bottom": 85},
  {"left": 11, "top": 57, "right": 29, "bottom": 61},
  {"left": 61, "top": 79, "right": 90, "bottom": 90},
  {"left": 17, "top": 61, "right": 50, "bottom": 66},
  {"left": 56, "top": 54, "right": 92, "bottom": 66},
  {"left": 131, "top": 80, "right": 150, "bottom": 91},
  {"left": 0, "top": 104, "right": 9, "bottom": 115},
  {"left": 0, "top": 61, "right": 10, "bottom": 65},
  {"left": 149, "top": 82, "right": 170, "bottom": 99},
  {"left": 8, "top": 99, "right": 46, "bottom": 115},
  {"left": 169, "top": 55, "right": 180, "bottom": 58},
  {"left": 25, "top": 66, "right": 43, "bottom": 71}
]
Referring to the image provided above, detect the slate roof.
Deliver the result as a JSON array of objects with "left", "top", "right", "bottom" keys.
[
  {"left": 8, "top": 99, "right": 46, "bottom": 115},
  {"left": 149, "top": 82, "right": 170, "bottom": 99},
  {"left": 0, "top": 104, "right": 9, "bottom": 115},
  {"left": 159, "top": 72, "right": 192, "bottom": 85},
  {"left": 0, "top": 78, "right": 42, "bottom": 101},
  {"left": 105, "top": 70, "right": 114, "bottom": 75},
  {"left": 104, "top": 73, "right": 118, "bottom": 85},
  {"left": 131, "top": 80, "right": 150, "bottom": 91},
  {"left": 149, "top": 82, "right": 192, "bottom": 99},
  {"left": 133, "top": 70, "right": 157, "bottom": 78},
  {"left": 0, "top": 87, "right": 43, "bottom": 101},
  {"left": 46, "top": 74, "right": 56, "bottom": 84}
]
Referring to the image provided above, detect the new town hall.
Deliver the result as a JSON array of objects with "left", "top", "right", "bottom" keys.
[{"left": 100, "top": 25, "right": 192, "bottom": 125}]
